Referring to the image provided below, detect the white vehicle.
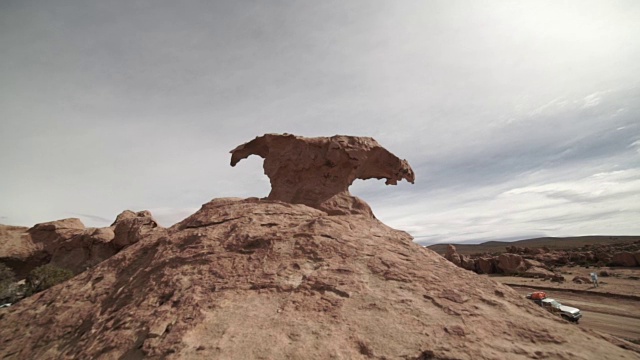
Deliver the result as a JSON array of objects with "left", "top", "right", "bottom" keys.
[{"left": 539, "top": 298, "right": 582, "bottom": 323}]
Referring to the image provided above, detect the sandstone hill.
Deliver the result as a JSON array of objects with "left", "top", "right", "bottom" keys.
[{"left": 1, "top": 134, "right": 638, "bottom": 359}]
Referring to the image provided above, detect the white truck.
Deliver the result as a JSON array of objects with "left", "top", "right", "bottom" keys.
[{"left": 526, "top": 291, "right": 582, "bottom": 323}]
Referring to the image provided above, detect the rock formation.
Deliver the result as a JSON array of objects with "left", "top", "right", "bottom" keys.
[
  {"left": 0, "top": 134, "right": 638, "bottom": 359},
  {"left": 437, "top": 240, "right": 640, "bottom": 274},
  {"left": 444, "top": 244, "right": 462, "bottom": 267},
  {"left": 497, "top": 253, "right": 527, "bottom": 274},
  {"left": 111, "top": 210, "right": 159, "bottom": 250},
  {"left": 444, "top": 245, "right": 475, "bottom": 271},
  {"left": 611, "top": 252, "right": 639, "bottom": 267},
  {"left": 477, "top": 257, "right": 497, "bottom": 274},
  {"left": 1, "top": 198, "right": 637, "bottom": 359},
  {"left": 0, "top": 211, "right": 161, "bottom": 277},
  {"left": 230, "top": 134, "right": 414, "bottom": 216}
]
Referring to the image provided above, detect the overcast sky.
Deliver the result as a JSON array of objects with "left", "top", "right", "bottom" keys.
[{"left": 1, "top": 0, "right": 639, "bottom": 244}]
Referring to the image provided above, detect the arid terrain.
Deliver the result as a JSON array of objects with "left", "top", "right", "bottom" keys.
[
  {"left": 429, "top": 236, "right": 640, "bottom": 256},
  {"left": 431, "top": 239, "right": 640, "bottom": 346}
]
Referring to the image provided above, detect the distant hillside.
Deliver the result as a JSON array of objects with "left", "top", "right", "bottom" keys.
[{"left": 427, "top": 235, "right": 640, "bottom": 256}]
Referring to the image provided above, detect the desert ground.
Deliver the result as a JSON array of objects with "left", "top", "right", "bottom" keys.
[{"left": 491, "top": 265, "right": 640, "bottom": 344}]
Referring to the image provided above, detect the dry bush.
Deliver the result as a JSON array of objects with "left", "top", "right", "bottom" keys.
[{"left": 26, "top": 264, "right": 74, "bottom": 294}]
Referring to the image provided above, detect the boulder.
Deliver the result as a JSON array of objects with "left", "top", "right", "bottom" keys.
[
  {"left": 534, "top": 251, "right": 569, "bottom": 266},
  {"left": 497, "top": 253, "right": 526, "bottom": 274},
  {"left": 505, "top": 246, "right": 524, "bottom": 254},
  {"left": 28, "top": 218, "right": 86, "bottom": 248},
  {"left": 0, "top": 225, "right": 40, "bottom": 278},
  {"left": 595, "top": 251, "right": 612, "bottom": 263},
  {"left": 460, "top": 255, "right": 477, "bottom": 271},
  {"left": 477, "top": 257, "right": 497, "bottom": 274},
  {"left": 444, "top": 245, "right": 462, "bottom": 267},
  {"left": 112, "top": 210, "right": 159, "bottom": 250},
  {"left": 48, "top": 227, "right": 117, "bottom": 273},
  {"left": 572, "top": 276, "right": 590, "bottom": 284},
  {"left": 523, "top": 259, "right": 547, "bottom": 269},
  {"left": 610, "top": 252, "right": 639, "bottom": 267},
  {"left": 523, "top": 247, "right": 544, "bottom": 255},
  {"left": 522, "top": 267, "right": 555, "bottom": 279}
]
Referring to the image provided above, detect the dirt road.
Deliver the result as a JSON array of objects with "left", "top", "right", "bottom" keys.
[{"left": 509, "top": 285, "right": 640, "bottom": 342}]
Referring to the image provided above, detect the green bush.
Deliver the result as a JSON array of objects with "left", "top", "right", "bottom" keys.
[{"left": 26, "top": 264, "right": 74, "bottom": 294}]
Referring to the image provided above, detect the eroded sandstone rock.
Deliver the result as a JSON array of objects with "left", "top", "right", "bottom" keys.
[
  {"left": 444, "top": 244, "right": 462, "bottom": 267},
  {"left": 1, "top": 197, "right": 636, "bottom": 359},
  {"left": 477, "top": 257, "right": 497, "bottom": 274},
  {"left": 112, "top": 210, "right": 159, "bottom": 250},
  {"left": 0, "top": 211, "right": 163, "bottom": 277},
  {"left": 497, "top": 253, "right": 527, "bottom": 274},
  {"left": 230, "top": 134, "right": 414, "bottom": 216}
]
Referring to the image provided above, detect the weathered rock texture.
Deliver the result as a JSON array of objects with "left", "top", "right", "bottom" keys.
[
  {"left": 611, "top": 252, "right": 639, "bottom": 267},
  {"left": 230, "top": 134, "right": 414, "bottom": 216},
  {"left": 0, "top": 211, "right": 162, "bottom": 277},
  {"left": 0, "top": 198, "right": 637, "bottom": 359},
  {"left": 112, "top": 210, "right": 159, "bottom": 250}
]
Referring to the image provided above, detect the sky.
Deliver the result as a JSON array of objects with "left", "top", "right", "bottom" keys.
[{"left": 1, "top": 0, "right": 639, "bottom": 245}]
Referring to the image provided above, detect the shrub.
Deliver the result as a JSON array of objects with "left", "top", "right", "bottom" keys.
[
  {"left": 0, "top": 263, "right": 16, "bottom": 300},
  {"left": 26, "top": 264, "right": 74, "bottom": 294}
]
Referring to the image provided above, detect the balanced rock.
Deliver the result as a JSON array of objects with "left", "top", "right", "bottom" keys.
[{"left": 230, "top": 134, "right": 414, "bottom": 216}]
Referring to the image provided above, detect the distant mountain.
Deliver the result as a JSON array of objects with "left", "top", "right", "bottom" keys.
[{"left": 428, "top": 235, "right": 640, "bottom": 256}]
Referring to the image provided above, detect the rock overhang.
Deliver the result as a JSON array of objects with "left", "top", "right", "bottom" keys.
[{"left": 230, "top": 133, "right": 415, "bottom": 216}]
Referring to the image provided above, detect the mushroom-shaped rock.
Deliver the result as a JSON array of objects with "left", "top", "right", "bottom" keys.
[{"left": 230, "top": 134, "right": 415, "bottom": 216}]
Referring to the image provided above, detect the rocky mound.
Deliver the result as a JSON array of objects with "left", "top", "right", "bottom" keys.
[
  {"left": 2, "top": 198, "right": 638, "bottom": 359},
  {"left": 0, "top": 134, "right": 637, "bottom": 359}
]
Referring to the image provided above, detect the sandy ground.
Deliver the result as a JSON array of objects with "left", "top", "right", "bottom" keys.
[
  {"left": 489, "top": 266, "right": 640, "bottom": 343},
  {"left": 495, "top": 266, "right": 640, "bottom": 298},
  {"left": 508, "top": 286, "right": 640, "bottom": 342}
]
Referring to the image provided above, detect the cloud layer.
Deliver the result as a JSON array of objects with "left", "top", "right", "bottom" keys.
[{"left": 1, "top": 0, "right": 638, "bottom": 243}]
